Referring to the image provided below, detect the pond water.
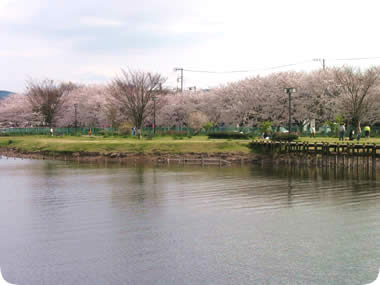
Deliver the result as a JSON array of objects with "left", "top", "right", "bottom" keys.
[{"left": 0, "top": 157, "right": 379, "bottom": 284}]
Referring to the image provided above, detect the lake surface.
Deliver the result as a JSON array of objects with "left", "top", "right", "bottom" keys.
[{"left": 0, "top": 157, "right": 379, "bottom": 284}]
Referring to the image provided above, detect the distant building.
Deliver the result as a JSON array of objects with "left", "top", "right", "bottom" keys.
[{"left": 0, "top": 90, "right": 14, "bottom": 99}]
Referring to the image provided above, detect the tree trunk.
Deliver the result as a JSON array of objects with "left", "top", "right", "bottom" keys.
[{"left": 137, "top": 128, "right": 142, "bottom": 139}]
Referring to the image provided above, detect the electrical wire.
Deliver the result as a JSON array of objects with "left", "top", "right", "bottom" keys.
[
  {"left": 182, "top": 60, "right": 312, "bottom": 74},
  {"left": 333, "top": 56, "right": 380, "bottom": 61},
  {"left": 179, "top": 56, "right": 380, "bottom": 74}
]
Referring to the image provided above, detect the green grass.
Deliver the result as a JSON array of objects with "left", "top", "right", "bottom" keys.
[
  {"left": 0, "top": 135, "right": 251, "bottom": 155},
  {"left": 3, "top": 135, "right": 377, "bottom": 157}
]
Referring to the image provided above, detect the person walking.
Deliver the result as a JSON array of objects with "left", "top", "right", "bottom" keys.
[
  {"left": 356, "top": 124, "right": 361, "bottom": 141},
  {"left": 339, "top": 123, "right": 346, "bottom": 141},
  {"left": 310, "top": 125, "right": 316, "bottom": 138},
  {"left": 364, "top": 125, "right": 371, "bottom": 139},
  {"left": 349, "top": 128, "right": 355, "bottom": 141}
]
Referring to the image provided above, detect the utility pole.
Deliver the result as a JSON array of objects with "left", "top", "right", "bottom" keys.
[
  {"left": 284, "top": 88, "right": 297, "bottom": 133},
  {"left": 313, "top": 58, "right": 326, "bottom": 70},
  {"left": 152, "top": 83, "right": 162, "bottom": 135},
  {"left": 153, "top": 97, "right": 156, "bottom": 134},
  {"left": 174, "top": 67, "right": 184, "bottom": 92}
]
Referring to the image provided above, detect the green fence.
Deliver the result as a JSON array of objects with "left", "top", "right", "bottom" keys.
[
  {"left": 141, "top": 126, "right": 262, "bottom": 136},
  {"left": 0, "top": 126, "right": 262, "bottom": 136},
  {"left": 1, "top": 126, "right": 379, "bottom": 137},
  {"left": 0, "top": 127, "right": 117, "bottom": 136}
]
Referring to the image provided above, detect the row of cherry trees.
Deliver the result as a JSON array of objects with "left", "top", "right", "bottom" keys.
[
  {"left": 158, "top": 66, "right": 380, "bottom": 130},
  {"left": 0, "top": 67, "right": 379, "bottom": 131}
]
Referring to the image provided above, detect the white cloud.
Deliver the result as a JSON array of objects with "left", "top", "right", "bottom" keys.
[
  {"left": 79, "top": 16, "right": 124, "bottom": 27},
  {"left": 0, "top": 0, "right": 41, "bottom": 21},
  {"left": 1, "top": 0, "right": 380, "bottom": 91}
]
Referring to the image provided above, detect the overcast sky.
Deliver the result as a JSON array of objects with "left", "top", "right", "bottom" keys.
[{"left": 1, "top": 0, "right": 380, "bottom": 92}]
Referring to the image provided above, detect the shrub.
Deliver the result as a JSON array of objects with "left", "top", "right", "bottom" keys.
[
  {"left": 169, "top": 130, "right": 188, "bottom": 136},
  {"left": 143, "top": 133, "right": 154, "bottom": 140},
  {"left": 203, "top": 122, "right": 214, "bottom": 132},
  {"left": 161, "top": 130, "right": 188, "bottom": 136},
  {"left": 118, "top": 122, "right": 132, "bottom": 136},
  {"left": 271, "top": 132, "right": 298, "bottom": 141},
  {"left": 173, "top": 135, "right": 184, "bottom": 140},
  {"left": 208, "top": 132, "right": 250, "bottom": 139},
  {"left": 258, "top": 121, "right": 272, "bottom": 134}
]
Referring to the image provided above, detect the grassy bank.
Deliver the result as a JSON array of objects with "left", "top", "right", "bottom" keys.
[
  {"left": 1, "top": 135, "right": 378, "bottom": 157},
  {"left": 0, "top": 135, "right": 251, "bottom": 155}
]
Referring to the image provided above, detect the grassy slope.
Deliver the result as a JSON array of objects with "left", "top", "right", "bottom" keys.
[
  {"left": 1, "top": 135, "right": 378, "bottom": 156},
  {"left": 0, "top": 136, "right": 251, "bottom": 154}
]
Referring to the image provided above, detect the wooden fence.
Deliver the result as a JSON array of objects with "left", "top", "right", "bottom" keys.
[{"left": 250, "top": 141, "right": 378, "bottom": 172}]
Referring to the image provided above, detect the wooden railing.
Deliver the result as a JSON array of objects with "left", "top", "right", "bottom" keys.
[{"left": 250, "top": 141, "right": 378, "bottom": 171}]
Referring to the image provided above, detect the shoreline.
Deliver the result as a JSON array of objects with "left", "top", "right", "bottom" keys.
[
  {"left": 0, "top": 147, "right": 260, "bottom": 165},
  {"left": 1, "top": 148, "right": 378, "bottom": 177}
]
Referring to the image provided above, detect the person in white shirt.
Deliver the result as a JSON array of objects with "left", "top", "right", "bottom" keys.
[{"left": 339, "top": 124, "right": 345, "bottom": 141}]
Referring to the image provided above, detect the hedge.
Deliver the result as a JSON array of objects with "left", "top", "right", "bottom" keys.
[
  {"left": 271, "top": 132, "right": 299, "bottom": 141},
  {"left": 208, "top": 132, "right": 250, "bottom": 139}
]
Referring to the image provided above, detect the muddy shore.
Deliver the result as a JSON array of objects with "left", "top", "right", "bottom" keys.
[{"left": 0, "top": 147, "right": 261, "bottom": 165}]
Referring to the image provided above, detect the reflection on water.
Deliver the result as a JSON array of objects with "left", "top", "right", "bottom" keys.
[{"left": 0, "top": 157, "right": 379, "bottom": 284}]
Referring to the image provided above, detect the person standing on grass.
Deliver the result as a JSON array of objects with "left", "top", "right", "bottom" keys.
[
  {"left": 349, "top": 128, "right": 355, "bottom": 141},
  {"left": 356, "top": 124, "right": 361, "bottom": 141},
  {"left": 364, "top": 125, "right": 371, "bottom": 139},
  {"left": 310, "top": 125, "right": 316, "bottom": 138},
  {"left": 339, "top": 123, "right": 345, "bottom": 141}
]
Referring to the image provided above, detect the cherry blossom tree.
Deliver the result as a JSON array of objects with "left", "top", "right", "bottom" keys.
[
  {"left": 26, "top": 79, "right": 78, "bottom": 127},
  {"left": 333, "top": 66, "right": 380, "bottom": 128},
  {"left": 108, "top": 70, "right": 166, "bottom": 135},
  {"left": 1, "top": 65, "right": 379, "bottom": 133},
  {"left": 301, "top": 69, "right": 340, "bottom": 127},
  {"left": 187, "top": 110, "right": 208, "bottom": 133},
  {"left": 0, "top": 93, "right": 34, "bottom": 127},
  {"left": 156, "top": 91, "right": 206, "bottom": 128},
  {"left": 57, "top": 85, "right": 108, "bottom": 127}
]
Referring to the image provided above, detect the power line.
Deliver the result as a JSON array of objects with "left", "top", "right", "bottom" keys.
[
  {"left": 315, "top": 56, "right": 380, "bottom": 70},
  {"left": 333, "top": 56, "right": 380, "bottom": 61},
  {"left": 181, "top": 56, "right": 380, "bottom": 75},
  {"left": 182, "top": 60, "right": 312, "bottom": 74},
  {"left": 172, "top": 56, "right": 380, "bottom": 89}
]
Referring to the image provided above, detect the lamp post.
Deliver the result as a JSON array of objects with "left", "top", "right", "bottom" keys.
[
  {"left": 153, "top": 83, "right": 163, "bottom": 135},
  {"left": 284, "top": 88, "right": 296, "bottom": 133},
  {"left": 74, "top": 103, "right": 78, "bottom": 133},
  {"left": 152, "top": 96, "right": 157, "bottom": 134}
]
